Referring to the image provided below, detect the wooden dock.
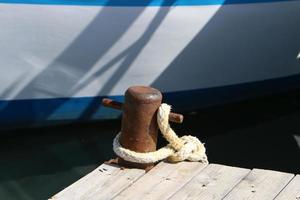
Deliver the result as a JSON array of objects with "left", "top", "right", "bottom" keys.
[{"left": 50, "top": 161, "right": 299, "bottom": 200}]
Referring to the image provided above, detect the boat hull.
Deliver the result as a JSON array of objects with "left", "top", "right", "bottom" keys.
[{"left": 1, "top": 0, "right": 300, "bottom": 127}]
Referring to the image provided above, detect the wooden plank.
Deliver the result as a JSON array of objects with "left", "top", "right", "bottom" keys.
[
  {"left": 275, "top": 175, "right": 300, "bottom": 200},
  {"left": 168, "top": 164, "right": 250, "bottom": 200},
  {"left": 114, "top": 161, "right": 207, "bottom": 200},
  {"left": 50, "top": 163, "right": 145, "bottom": 200},
  {"left": 223, "top": 168, "right": 294, "bottom": 200}
]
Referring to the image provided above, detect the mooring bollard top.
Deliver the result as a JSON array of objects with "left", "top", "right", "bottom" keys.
[{"left": 125, "top": 86, "right": 162, "bottom": 104}]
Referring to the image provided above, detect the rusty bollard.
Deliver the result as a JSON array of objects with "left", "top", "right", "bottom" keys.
[{"left": 102, "top": 86, "right": 183, "bottom": 169}]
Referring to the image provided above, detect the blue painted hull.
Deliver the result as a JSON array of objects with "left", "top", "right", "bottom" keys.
[
  {"left": 0, "top": 0, "right": 300, "bottom": 128},
  {"left": 1, "top": 74, "right": 300, "bottom": 128}
]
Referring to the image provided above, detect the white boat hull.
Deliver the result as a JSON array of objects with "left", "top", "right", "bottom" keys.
[{"left": 0, "top": 0, "right": 300, "bottom": 127}]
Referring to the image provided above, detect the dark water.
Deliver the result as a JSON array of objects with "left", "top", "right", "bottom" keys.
[{"left": 0, "top": 91, "right": 300, "bottom": 199}]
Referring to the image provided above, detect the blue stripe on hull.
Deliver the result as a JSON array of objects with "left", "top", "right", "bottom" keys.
[
  {"left": 0, "top": 0, "right": 298, "bottom": 6},
  {"left": 1, "top": 74, "right": 300, "bottom": 128}
]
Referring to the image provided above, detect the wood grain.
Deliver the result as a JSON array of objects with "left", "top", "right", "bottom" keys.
[
  {"left": 169, "top": 164, "right": 250, "bottom": 200},
  {"left": 50, "top": 164, "right": 144, "bottom": 200},
  {"left": 113, "top": 161, "right": 207, "bottom": 200},
  {"left": 275, "top": 175, "right": 300, "bottom": 200},
  {"left": 223, "top": 168, "right": 294, "bottom": 200}
]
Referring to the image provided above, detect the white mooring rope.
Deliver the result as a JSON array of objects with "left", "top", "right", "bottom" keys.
[{"left": 113, "top": 103, "right": 208, "bottom": 164}]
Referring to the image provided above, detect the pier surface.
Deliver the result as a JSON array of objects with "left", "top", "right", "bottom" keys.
[{"left": 50, "top": 161, "right": 299, "bottom": 200}]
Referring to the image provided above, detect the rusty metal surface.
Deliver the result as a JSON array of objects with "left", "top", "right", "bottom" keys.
[
  {"left": 102, "top": 98, "right": 123, "bottom": 110},
  {"left": 101, "top": 86, "right": 185, "bottom": 169},
  {"left": 102, "top": 98, "right": 183, "bottom": 123},
  {"left": 118, "top": 86, "right": 162, "bottom": 169}
]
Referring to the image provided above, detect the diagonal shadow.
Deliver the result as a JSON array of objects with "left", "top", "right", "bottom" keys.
[
  {"left": 77, "top": 0, "right": 177, "bottom": 119},
  {"left": 16, "top": 1, "right": 151, "bottom": 100},
  {"left": 152, "top": 0, "right": 300, "bottom": 109},
  {"left": 0, "top": 0, "right": 152, "bottom": 124}
]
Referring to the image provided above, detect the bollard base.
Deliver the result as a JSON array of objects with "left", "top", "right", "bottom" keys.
[
  {"left": 118, "top": 158, "right": 154, "bottom": 171},
  {"left": 105, "top": 157, "right": 154, "bottom": 171}
]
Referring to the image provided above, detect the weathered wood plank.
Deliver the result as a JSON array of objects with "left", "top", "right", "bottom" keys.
[
  {"left": 275, "top": 175, "right": 300, "bottom": 200},
  {"left": 50, "top": 163, "right": 145, "bottom": 200},
  {"left": 114, "top": 161, "right": 207, "bottom": 200},
  {"left": 223, "top": 168, "right": 294, "bottom": 200},
  {"left": 168, "top": 164, "right": 250, "bottom": 200}
]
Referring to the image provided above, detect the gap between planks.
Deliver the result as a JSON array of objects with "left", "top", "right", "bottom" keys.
[
  {"left": 168, "top": 164, "right": 250, "bottom": 200},
  {"left": 49, "top": 163, "right": 145, "bottom": 200},
  {"left": 223, "top": 168, "right": 295, "bottom": 200},
  {"left": 274, "top": 175, "right": 300, "bottom": 200},
  {"left": 113, "top": 161, "right": 208, "bottom": 200}
]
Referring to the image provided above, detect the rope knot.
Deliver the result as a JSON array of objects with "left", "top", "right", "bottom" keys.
[{"left": 167, "top": 135, "right": 207, "bottom": 163}]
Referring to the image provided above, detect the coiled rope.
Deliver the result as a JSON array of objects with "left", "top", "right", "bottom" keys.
[{"left": 113, "top": 103, "right": 208, "bottom": 164}]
